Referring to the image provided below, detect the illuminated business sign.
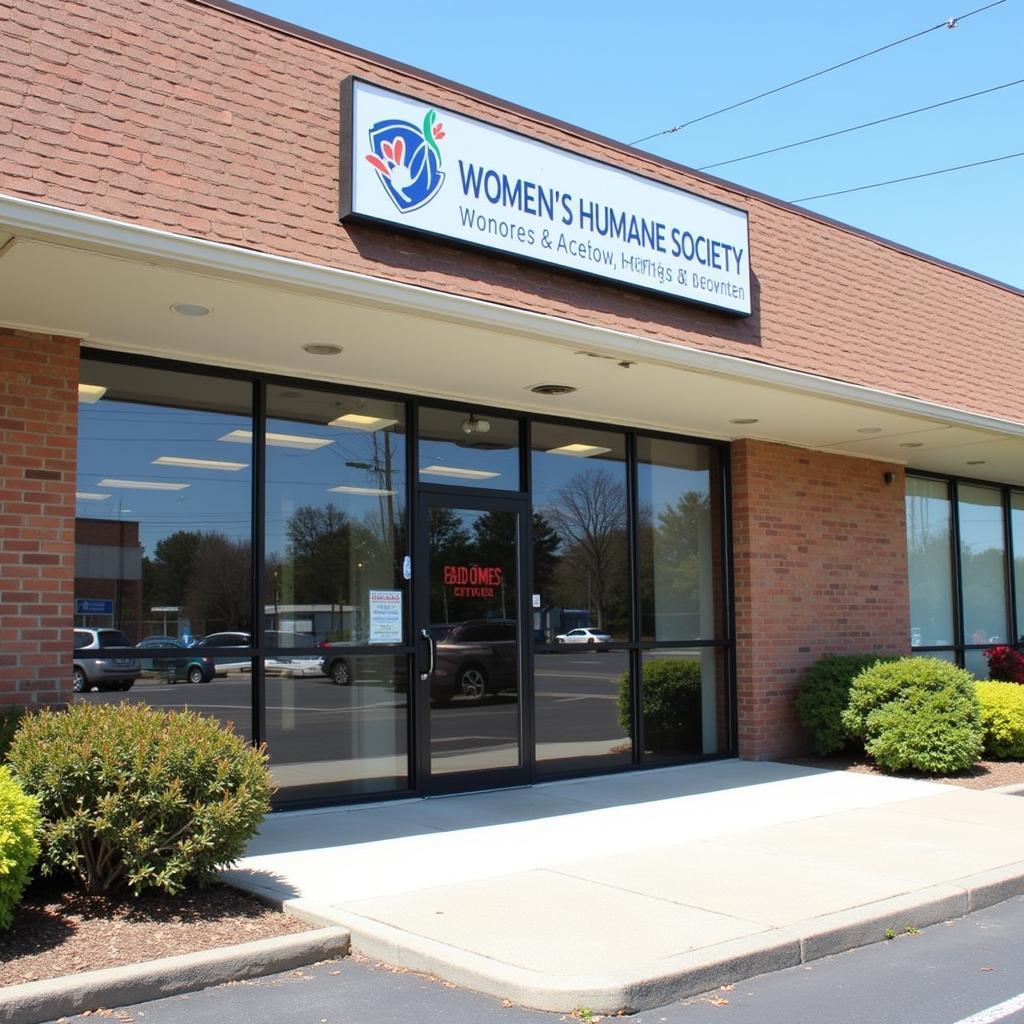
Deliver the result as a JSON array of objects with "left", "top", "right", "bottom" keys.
[
  {"left": 443, "top": 564, "right": 504, "bottom": 598},
  {"left": 339, "top": 79, "right": 752, "bottom": 316}
]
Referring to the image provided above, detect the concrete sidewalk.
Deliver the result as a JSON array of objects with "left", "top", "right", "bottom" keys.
[{"left": 222, "top": 761, "right": 1024, "bottom": 1013}]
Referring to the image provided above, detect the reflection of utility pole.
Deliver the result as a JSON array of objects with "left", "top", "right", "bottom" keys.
[{"left": 356, "top": 561, "right": 363, "bottom": 637}]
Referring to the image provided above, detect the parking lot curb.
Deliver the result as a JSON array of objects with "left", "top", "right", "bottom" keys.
[
  {"left": 267, "top": 865, "right": 1024, "bottom": 1015},
  {"left": 0, "top": 925, "right": 350, "bottom": 1024}
]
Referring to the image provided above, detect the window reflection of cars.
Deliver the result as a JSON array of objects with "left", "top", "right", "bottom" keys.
[
  {"left": 430, "top": 619, "right": 517, "bottom": 705},
  {"left": 555, "top": 627, "right": 612, "bottom": 646},
  {"left": 73, "top": 628, "right": 140, "bottom": 693},
  {"left": 143, "top": 631, "right": 251, "bottom": 684},
  {"left": 136, "top": 635, "right": 188, "bottom": 675}
]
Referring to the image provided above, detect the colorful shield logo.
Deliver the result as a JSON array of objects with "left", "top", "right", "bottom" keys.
[{"left": 365, "top": 109, "right": 446, "bottom": 213}]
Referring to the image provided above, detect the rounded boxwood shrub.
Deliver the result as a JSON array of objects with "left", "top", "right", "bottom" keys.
[
  {"left": 618, "top": 658, "right": 702, "bottom": 753},
  {"left": 7, "top": 703, "right": 272, "bottom": 896},
  {"left": 976, "top": 681, "right": 1024, "bottom": 759},
  {"left": 0, "top": 765, "right": 41, "bottom": 930},
  {"left": 841, "top": 657, "right": 982, "bottom": 774},
  {"left": 795, "top": 654, "right": 896, "bottom": 755}
]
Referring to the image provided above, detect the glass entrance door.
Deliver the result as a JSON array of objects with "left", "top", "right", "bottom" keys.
[{"left": 416, "top": 495, "right": 527, "bottom": 792}]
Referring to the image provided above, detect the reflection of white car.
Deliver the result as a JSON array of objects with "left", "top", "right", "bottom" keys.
[
  {"left": 265, "top": 656, "right": 322, "bottom": 677},
  {"left": 556, "top": 628, "right": 612, "bottom": 645}
]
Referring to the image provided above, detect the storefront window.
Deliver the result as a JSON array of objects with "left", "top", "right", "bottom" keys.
[
  {"left": 958, "top": 483, "right": 1008, "bottom": 647},
  {"left": 637, "top": 438, "right": 721, "bottom": 641},
  {"left": 264, "top": 385, "right": 407, "bottom": 650},
  {"left": 639, "top": 649, "right": 727, "bottom": 761},
  {"left": 531, "top": 422, "right": 630, "bottom": 642},
  {"left": 1012, "top": 492, "right": 1024, "bottom": 644},
  {"left": 418, "top": 405, "right": 520, "bottom": 491},
  {"left": 533, "top": 650, "right": 631, "bottom": 772},
  {"left": 905, "top": 477, "right": 955, "bottom": 649},
  {"left": 75, "top": 359, "right": 253, "bottom": 740}
]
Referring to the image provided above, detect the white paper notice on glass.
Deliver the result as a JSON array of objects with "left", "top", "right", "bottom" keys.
[{"left": 369, "top": 589, "right": 403, "bottom": 643}]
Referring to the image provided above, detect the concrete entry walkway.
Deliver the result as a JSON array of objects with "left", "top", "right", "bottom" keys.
[{"left": 223, "top": 761, "right": 1024, "bottom": 1013}]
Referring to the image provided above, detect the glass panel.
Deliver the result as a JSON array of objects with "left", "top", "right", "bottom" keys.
[
  {"left": 418, "top": 406, "right": 520, "bottom": 491},
  {"left": 427, "top": 506, "right": 520, "bottom": 775},
  {"left": 1012, "top": 492, "right": 1024, "bottom": 644},
  {"left": 534, "top": 650, "right": 630, "bottom": 773},
  {"left": 905, "top": 477, "right": 956, "bottom": 647},
  {"left": 75, "top": 359, "right": 253, "bottom": 738},
  {"left": 531, "top": 422, "right": 630, "bottom": 642},
  {"left": 959, "top": 483, "right": 1008, "bottom": 645},
  {"left": 638, "top": 649, "right": 727, "bottom": 762},
  {"left": 265, "top": 386, "right": 407, "bottom": 650},
  {"left": 637, "top": 438, "right": 722, "bottom": 641},
  {"left": 265, "top": 654, "right": 409, "bottom": 798},
  {"left": 964, "top": 648, "right": 992, "bottom": 678}
]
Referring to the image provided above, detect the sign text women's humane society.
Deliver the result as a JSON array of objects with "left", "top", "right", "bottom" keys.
[{"left": 343, "top": 79, "right": 751, "bottom": 315}]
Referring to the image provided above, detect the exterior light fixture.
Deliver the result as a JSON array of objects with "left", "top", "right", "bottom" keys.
[
  {"left": 302, "top": 343, "right": 343, "bottom": 356},
  {"left": 729, "top": 417, "right": 759, "bottom": 425},
  {"left": 857, "top": 427, "right": 884, "bottom": 434},
  {"left": 170, "top": 303, "right": 212, "bottom": 317},
  {"left": 966, "top": 460, "right": 987, "bottom": 465},
  {"left": 78, "top": 383, "right": 107, "bottom": 403},
  {"left": 529, "top": 383, "right": 578, "bottom": 395},
  {"left": 899, "top": 442, "right": 924, "bottom": 449}
]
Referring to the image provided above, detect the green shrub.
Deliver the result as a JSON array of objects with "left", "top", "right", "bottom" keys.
[
  {"left": 618, "top": 658, "right": 702, "bottom": 753},
  {"left": 0, "top": 708, "right": 26, "bottom": 764},
  {"left": 0, "top": 765, "right": 41, "bottom": 930},
  {"left": 7, "top": 703, "right": 272, "bottom": 896},
  {"left": 842, "top": 657, "right": 982, "bottom": 774},
  {"left": 976, "top": 681, "right": 1024, "bottom": 759},
  {"left": 795, "top": 654, "right": 896, "bottom": 755}
]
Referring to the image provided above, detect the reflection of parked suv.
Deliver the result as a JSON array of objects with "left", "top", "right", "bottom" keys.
[
  {"left": 431, "top": 619, "right": 517, "bottom": 704},
  {"left": 73, "top": 628, "right": 140, "bottom": 693}
]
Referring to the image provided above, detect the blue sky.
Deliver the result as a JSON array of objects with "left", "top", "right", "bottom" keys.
[{"left": 239, "top": 0, "right": 1023, "bottom": 289}]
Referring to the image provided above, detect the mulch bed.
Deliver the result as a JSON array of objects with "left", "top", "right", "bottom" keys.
[
  {"left": 785, "top": 754, "right": 1024, "bottom": 790},
  {"left": 0, "top": 877, "right": 313, "bottom": 988}
]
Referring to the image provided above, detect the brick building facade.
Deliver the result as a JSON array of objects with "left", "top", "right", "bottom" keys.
[{"left": 1, "top": 0, "right": 1022, "bottom": 800}]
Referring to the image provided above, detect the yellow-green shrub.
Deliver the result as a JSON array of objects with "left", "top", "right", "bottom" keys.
[
  {"left": 0, "top": 765, "right": 41, "bottom": 929},
  {"left": 976, "top": 681, "right": 1024, "bottom": 760}
]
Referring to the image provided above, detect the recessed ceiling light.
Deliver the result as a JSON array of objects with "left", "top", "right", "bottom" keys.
[
  {"left": 327, "top": 485, "right": 396, "bottom": 496},
  {"left": 98, "top": 478, "right": 190, "bottom": 491},
  {"left": 303, "top": 343, "right": 343, "bottom": 356},
  {"left": 78, "top": 384, "right": 107, "bottom": 403},
  {"left": 546, "top": 443, "right": 613, "bottom": 458},
  {"left": 219, "top": 429, "right": 332, "bottom": 450},
  {"left": 420, "top": 465, "right": 500, "bottom": 480},
  {"left": 899, "top": 442, "right": 924, "bottom": 449},
  {"left": 729, "top": 418, "right": 759, "bottom": 425},
  {"left": 856, "top": 427, "right": 884, "bottom": 434},
  {"left": 152, "top": 456, "right": 248, "bottom": 471},
  {"left": 76, "top": 492, "right": 111, "bottom": 501},
  {"left": 966, "top": 460, "right": 987, "bottom": 465},
  {"left": 529, "top": 383, "right": 578, "bottom": 396},
  {"left": 327, "top": 413, "right": 398, "bottom": 431},
  {"left": 170, "top": 303, "right": 211, "bottom": 317}
]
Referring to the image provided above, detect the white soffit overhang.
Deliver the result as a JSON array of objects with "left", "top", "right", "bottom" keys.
[{"left": 1, "top": 193, "right": 1023, "bottom": 485}]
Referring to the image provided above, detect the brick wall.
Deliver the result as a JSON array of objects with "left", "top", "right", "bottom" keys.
[
  {"left": 0, "top": 0, "right": 1021, "bottom": 423},
  {"left": 0, "top": 332, "right": 79, "bottom": 706},
  {"left": 731, "top": 440, "right": 910, "bottom": 759}
]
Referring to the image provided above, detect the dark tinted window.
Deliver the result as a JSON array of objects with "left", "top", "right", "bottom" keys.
[{"left": 98, "top": 630, "right": 132, "bottom": 647}]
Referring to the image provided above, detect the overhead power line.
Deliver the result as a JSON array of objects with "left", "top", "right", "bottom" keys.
[
  {"left": 628, "top": 0, "right": 1008, "bottom": 146},
  {"left": 790, "top": 150, "right": 1024, "bottom": 202},
  {"left": 698, "top": 78, "right": 1024, "bottom": 170}
]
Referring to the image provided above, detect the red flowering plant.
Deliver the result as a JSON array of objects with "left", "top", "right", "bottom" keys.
[{"left": 984, "top": 645, "right": 1024, "bottom": 683}]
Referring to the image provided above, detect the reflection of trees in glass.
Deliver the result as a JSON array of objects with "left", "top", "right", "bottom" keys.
[
  {"left": 645, "top": 491, "right": 709, "bottom": 635},
  {"left": 428, "top": 506, "right": 471, "bottom": 624},
  {"left": 544, "top": 469, "right": 628, "bottom": 631},
  {"left": 531, "top": 512, "right": 561, "bottom": 599},
  {"left": 142, "top": 529, "right": 251, "bottom": 634},
  {"left": 906, "top": 528, "right": 954, "bottom": 646},
  {"left": 281, "top": 503, "right": 400, "bottom": 637}
]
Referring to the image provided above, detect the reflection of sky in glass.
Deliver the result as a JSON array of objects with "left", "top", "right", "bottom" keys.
[
  {"left": 265, "top": 418, "right": 405, "bottom": 558},
  {"left": 77, "top": 401, "right": 252, "bottom": 557},
  {"left": 958, "top": 484, "right": 1005, "bottom": 555}
]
